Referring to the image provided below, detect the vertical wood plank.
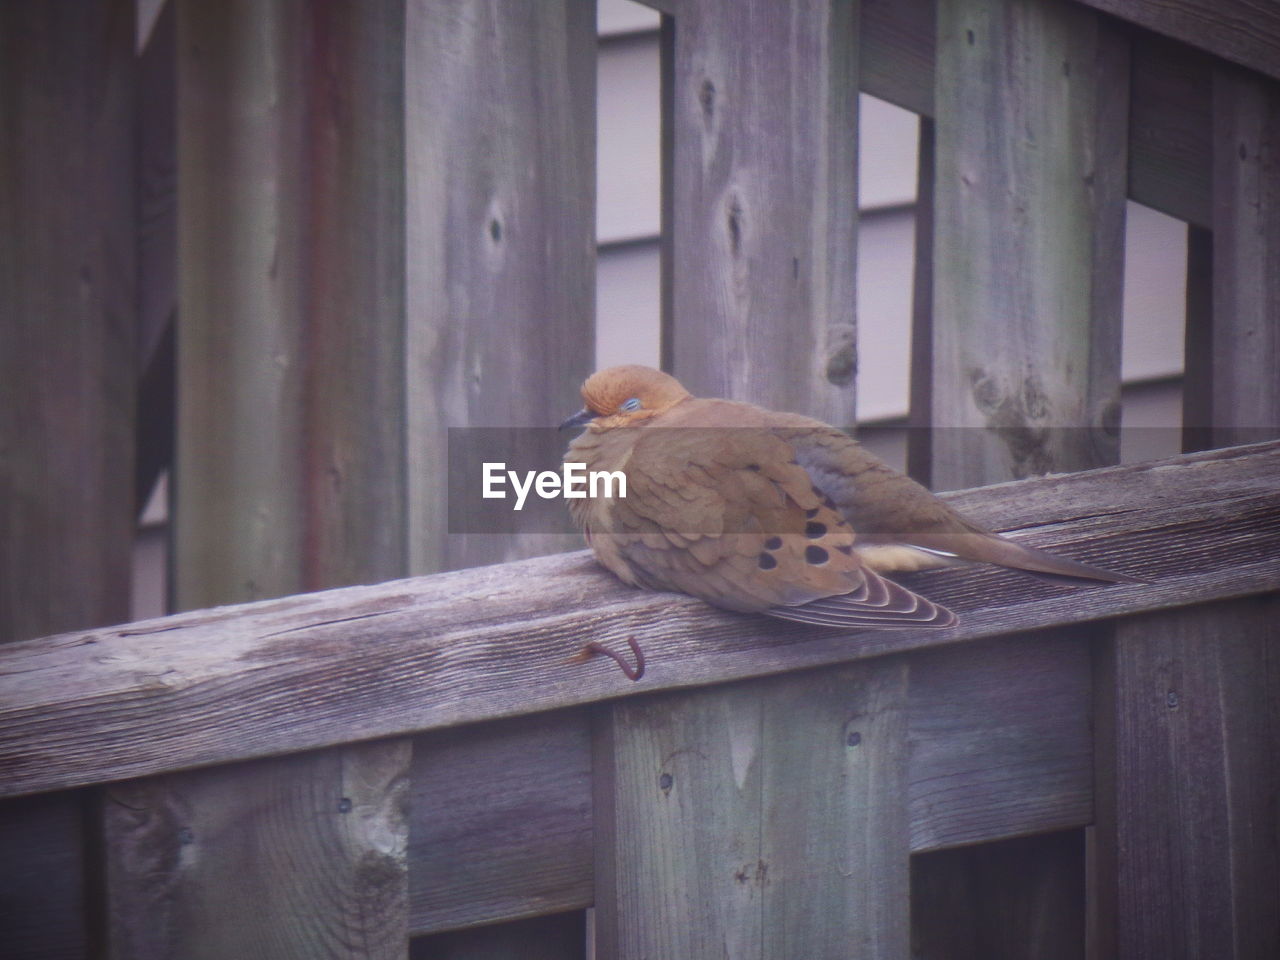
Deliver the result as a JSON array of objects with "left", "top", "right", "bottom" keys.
[
  {"left": 860, "top": 0, "right": 934, "bottom": 117},
  {"left": 594, "top": 662, "right": 910, "bottom": 959},
  {"left": 108, "top": 5, "right": 413, "bottom": 958},
  {"left": 907, "top": 117, "right": 936, "bottom": 487},
  {"left": 105, "top": 742, "right": 412, "bottom": 960},
  {"left": 1180, "top": 224, "right": 1213, "bottom": 453},
  {"left": 1094, "top": 596, "right": 1280, "bottom": 959},
  {"left": 408, "top": 711, "right": 593, "bottom": 935},
  {"left": 1207, "top": 67, "right": 1280, "bottom": 447},
  {"left": 410, "top": 912, "right": 585, "bottom": 960},
  {"left": 666, "top": 0, "right": 860, "bottom": 423},
  {"left": 0, "top": 2, "right": 135, "bottom": 957},
  {"left": 175, "top": 0, "right": 408, "bottom": 608},
  {"left": 405, "top": 0, "right": 596, "bottom": 571},
  {"left": 929, "top": 0, "right": 1128, "bottom": 489},
  {"left": 0, "top": 0, "right": 136, "bottom": 643}
]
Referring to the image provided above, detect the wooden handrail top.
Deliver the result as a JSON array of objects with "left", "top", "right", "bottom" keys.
[{"left": 2, "top": 441, "right": 1277, "bottom": 800}]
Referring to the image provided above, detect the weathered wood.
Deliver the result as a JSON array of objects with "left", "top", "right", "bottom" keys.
[
  {"left": 861, "top": 0, "right": 934, "bottom": 117},
  {"left": 0, "top": 626, "right": 1103, "bottom": 952},
  {"left": 593, "top": 662, "right": 910, "bottom": 958},
  {"left": 1181, "top": 225, "right": 1214, "bottom": 453},
  {"left": 1206, "top": 66, "right": 1280, "bottom": 447},
  {"left": 908, "top": 631, "right": 1092, "bottom": 852},
  {"left": 858, "top": 0, "right": 1215, "bottom": 231},
  {"left": 0, "top": 0, "right": 136, "bottom": 644},
  {"left": 1, "top": 441, "right": 1277, "bottom": 800},
  {"left": 175, "top": 0, "right": 408, "bottom": 606},
  {"left": 1093, "top": 596, "right": 1280, "bottom": 958},
  {"left": 405, "top": 0, "right": 596, "bottom": 571},
  {"left": 930, "top": 0, "right": 1128, "bottom": 488},
  {"left": 1128, "top": 33, "right": 1211, "bottom": 228},
  {"left": 410, "top": 912, "right": 585, "bottom": 960},
  {"left": 153, "top": 7, "right": 416, "bottom": 958},
  {"left": 912, "top": 829, "right": 1086, "bottom": 959},
  {"left": 0, "top": 2, "right": 135, "bottom": 956},
  {"left": 104, "top": 741, "right": 412, "bottom": 960},
  {"left": 394, "top": 632, "right": 1094, "bottom": 936},
  {"left": 907, "top": 117, "right": 936, "bottom": 487},
  {"left": 1075, "top": 0, "right": 1280, "bottom": 84},
  {"left": 666, "top": 0, "right": 860, "bottom": 423},
  {"left": 408, "top": 711, "right": 592, "bottom": 935}
]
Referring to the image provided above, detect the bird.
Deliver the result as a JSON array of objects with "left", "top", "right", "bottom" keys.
[{"left": 561, "top": 364, "right": 1136, "bottom": 631}]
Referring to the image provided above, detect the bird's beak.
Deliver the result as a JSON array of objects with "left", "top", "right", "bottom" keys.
[{"left": 559, "top": 408, "right": 595, "bottom": 432}]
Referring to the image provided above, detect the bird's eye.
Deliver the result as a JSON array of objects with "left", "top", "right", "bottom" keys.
[{"left": 620, "top": 397, "right": 642, "bottom": 412}]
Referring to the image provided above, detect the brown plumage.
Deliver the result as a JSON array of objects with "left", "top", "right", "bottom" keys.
[{"left": 562, "top": 365, "right": 1136, "bottom": 629}]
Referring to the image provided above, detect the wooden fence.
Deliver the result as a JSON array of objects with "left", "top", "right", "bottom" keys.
[{"left": 2, "top": 0, "right": 1277, "bottom": 957}]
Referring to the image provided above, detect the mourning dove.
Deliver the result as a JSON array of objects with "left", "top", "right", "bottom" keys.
[{"left": 562, "top": 365, "right": 1136, "bottom": 629}]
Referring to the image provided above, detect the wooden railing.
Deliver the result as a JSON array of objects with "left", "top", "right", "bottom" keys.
[
  {"left": 2, "top": 0, "right": 1278, "bottom": 956},
  {"left": 3, "top": 441, "right": 1278, "bottom": 954}
]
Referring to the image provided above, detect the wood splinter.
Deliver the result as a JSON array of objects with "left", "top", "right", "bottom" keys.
[{"left": 570, "top": 636, "right": 646, "bottom": 681}]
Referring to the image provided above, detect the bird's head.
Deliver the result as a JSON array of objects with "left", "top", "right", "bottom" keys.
[{"left": 560, "top": 365, "right": 692, "bottom": 431}]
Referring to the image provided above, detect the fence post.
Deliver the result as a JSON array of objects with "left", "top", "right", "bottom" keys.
[
  {"left": 405, "top": 0, "right": 596, "bottom": 573},
  {"left": 927, "top": 0, "right": 1128, "bottom": 490},
  {"left": 594, "top": 663, "right": 910, "bottom": 958},
  {"left": 664, "top": 0, "right": 860, "bottom": 425},
  {"left": 1206, "top": 67, "right": 1280, "bottom": 446},
  {"left": 0, "top": 2, "right": 135, "bottom": 956},
  {"left": 104, "top": 4, "right": 412, "bottom": 958},
  {"left": 1094, "top": 597, "right": 1280, "bottom": 959},
  {"left": 918, "top": 1, "right": 1129, "bottom": 953}
]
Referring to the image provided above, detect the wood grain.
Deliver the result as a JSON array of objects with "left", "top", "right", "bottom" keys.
[
  {"left": 859, "top": 0, "right": 1218, "bottom": 232},
  {"left": 1206, "top": 66, "right": 1280, "bottom": 447},
  {"left": 1181, "top": 224, "right": 1214, "bottom": 453},
  {"left": 175, "top": 0, "right": 409, "bottom": 607},
  {"left": 593, "top": 662, "right": 910, "bottom": 958},
  {"left": 0, "top": 2, "right": 135, "bottom": 956},
  {"left": 1128, "top": 33, "right": 1211, "bottom": 228},
  {"left": 1, "top": 441, "right": 1277, "bottom": 800},
  {"left": 908, "top": 631, "right": 1092, "bottom": 852},
  {"left": 0, "top": 0, "right": 136, "bottom": 644},
  {"left": 666, "top": 0, "right": 860, "bottom": 424},
  {"left": 408, "top": 710, "right": 592, "bottom": 935},
  {"left": 104, "top": 741, "right": 411, "bottom": 960},
  {"left": 862, "top": 0, "right": 934, "bottom": 117},
  {"left": 930, "top": 0, "right": 1128, "bottom": 489},
  {"left": 4, "top": 625, "right": 1104, "bottom": 949},
  {"left": 907, "top": 117, "right": 936, "bottom": 486},
  {"left": 403, "top": 633, "right": 1093, "bottom": 937},
  {"left": 156, "top": 7, "right": 416, "bottom": 958},
  {"left": 1094, "top": 596, "right": 1280, "bottom": 958},
  {"left": 1075, "top": 0, "right": 1280, "bottom": 84},
  {"left": 405, "top": 0, "right": 596, "bottom": 571}
]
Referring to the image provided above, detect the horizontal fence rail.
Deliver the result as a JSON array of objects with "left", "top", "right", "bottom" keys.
[{"left": 3, "top": 440, "right": 1276, "bottom": 802}]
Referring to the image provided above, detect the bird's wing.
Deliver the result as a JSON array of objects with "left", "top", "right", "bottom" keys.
[
  {"left": 778, "top": 423, "right": 1138, "bottom": 584},
  {"left": 595, "top": 425, "right": 954, "bottom": 625}
]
